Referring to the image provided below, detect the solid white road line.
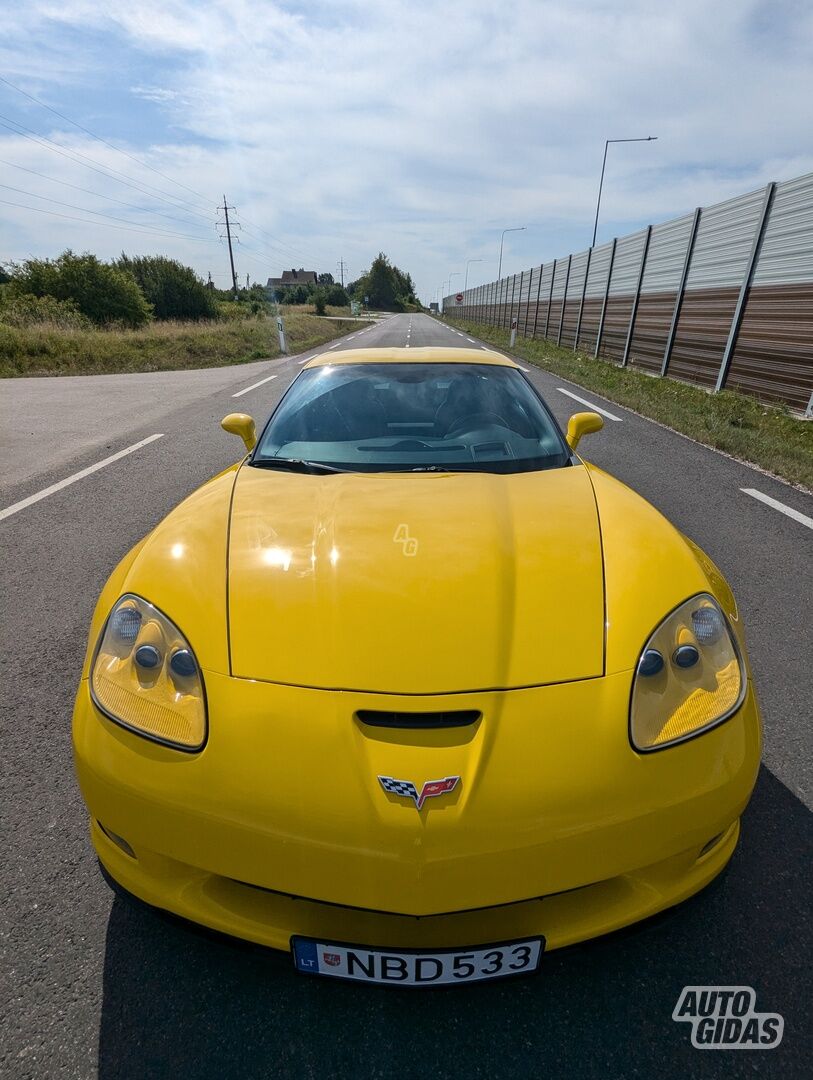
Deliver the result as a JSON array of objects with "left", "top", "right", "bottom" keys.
[
  {"left": 0, "top": 434, "right": 165, "bottom": 524},
  {"left": 741, "top": 488, "right": 813, "bottom": 530},
  {"left": 556, "top": 388, "right": 623, "bottom": 421},
  {"left": 231, "top": 373, "right": 278, "bottom": 398}
]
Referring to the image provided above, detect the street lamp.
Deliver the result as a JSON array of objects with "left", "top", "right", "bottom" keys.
[
  {"left": 464, "top": 258, "right": 482, "bottom": 291},
  {"left": 591, "top": 136, "right": 658, "bottom": 247},
  {"left": 498, "top": 227, "right": 526, "bottom": 280},
  {"left": 443, "top": 273, "right": 461, "bottom": 312}
]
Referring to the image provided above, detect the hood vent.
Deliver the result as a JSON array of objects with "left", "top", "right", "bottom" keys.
[{"left": 356, "top": 709, "right": 481, "bottom": 729}]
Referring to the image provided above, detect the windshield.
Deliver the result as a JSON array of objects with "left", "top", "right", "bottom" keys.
[{"left": 252, "top": 362, "right": 570, "bottom": 474}]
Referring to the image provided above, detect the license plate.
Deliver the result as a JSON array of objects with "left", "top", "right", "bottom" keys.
[{"left": 291, "top": 936, "right": 544, "bottom": 987}]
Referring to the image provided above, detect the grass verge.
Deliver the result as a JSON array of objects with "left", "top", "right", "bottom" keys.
[
  {"left": 443, "top": 318, "right": 813, "bottom": 491},
  {"left": 0, "top": 312, "right": 357, "bottom": 378}
]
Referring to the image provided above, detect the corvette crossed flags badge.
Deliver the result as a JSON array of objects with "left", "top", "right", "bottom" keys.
[{"left": 378, "top": 775, "right": 460, "bottom": 810}]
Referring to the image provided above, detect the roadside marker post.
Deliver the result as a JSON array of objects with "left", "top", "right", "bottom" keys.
[
  {"left": 510, "top": 317, "right": 518, "bottom": 348},
  {"left": 276, "top": 315, "right": 288, "bottom": 354}
]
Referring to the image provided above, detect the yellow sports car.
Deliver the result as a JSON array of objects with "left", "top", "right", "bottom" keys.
[{"left": 73, "top": 348, "right": 761, "bottom": 987}]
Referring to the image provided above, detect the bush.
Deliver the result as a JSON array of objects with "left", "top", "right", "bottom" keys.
[
  {"left": 0, "top": 292, "right": 91, "bottom": 330},
  {"left": 313, "top": 288, "right": 327, "bottom": 316},
  {"left": 280, "top": 284, "right": 312, "bottom": 305},
  {"left": 8, "top": 251, "right": 151, "bottom": 328},
  {"left": 116, "top": 254, "right": 218, "bottom": 321},
  {"left": 325, "top": 283, "right": 349, "bottom": 306}
]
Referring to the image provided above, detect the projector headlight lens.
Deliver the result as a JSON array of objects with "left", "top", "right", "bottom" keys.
[
  {"left": 630, "top": 594, "right": 745, "bottom": 751},
  {"left": 91, "top": 594, "right": 206, "bottom": 750}
]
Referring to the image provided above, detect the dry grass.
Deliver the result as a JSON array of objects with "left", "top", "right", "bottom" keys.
[
  {"left": 444, "top": 318, "right": 813, "bottom": 491},
  {"left": 0, "top": 312, "right": 357, "bottom": 378}
]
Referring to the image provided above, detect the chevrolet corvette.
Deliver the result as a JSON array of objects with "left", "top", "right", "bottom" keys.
[{"left": 73, "top": 347, "right": 761, "bottom": 987}]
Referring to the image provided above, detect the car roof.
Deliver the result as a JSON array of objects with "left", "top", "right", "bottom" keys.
[{"left": 303, "top": 347, "right": 517, "bottom": 369}]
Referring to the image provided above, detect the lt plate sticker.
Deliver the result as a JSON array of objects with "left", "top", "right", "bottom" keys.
[{"left": 291, "top": 937, "right": 543, "bottom": 986}]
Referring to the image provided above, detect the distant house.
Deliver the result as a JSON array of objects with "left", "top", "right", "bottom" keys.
[{"left": 267, "top": 269, "right": 318, "bottom": 289}]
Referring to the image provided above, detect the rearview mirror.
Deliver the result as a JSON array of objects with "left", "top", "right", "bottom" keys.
[
  {"left": 221, "top": 412, "right": 257, "bottom": 453},
  {"left": 566, "top": 411, "right": 603, "bottom": 451}
]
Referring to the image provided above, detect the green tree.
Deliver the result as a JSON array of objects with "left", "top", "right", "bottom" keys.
[
  {"left": 313, "top": 287, "right": 327, "bottom": 315},
  {"left": 348, "top": 254, "right": 421, "bottom": 312},
  {"left": 9, "top": 250, "right": 151, "bottom": 327},
  {"left": 317, "top": 272, "right": 334, "bottom": 285},
  {"left": 117, "top": 254, "right": 218, "bottom": 321},
  {"left": 325, "top": 283, "right": 349, "bottom": 306},
  {"left": 280, "top": 284, "right": 311, "bottom": 305}
]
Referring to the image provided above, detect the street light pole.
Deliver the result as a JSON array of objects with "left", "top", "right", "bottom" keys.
[
  {"left": 498, "top": 227, "right": 526, "bottom": 281},
  {"left": 591, "top": 136, "right": 657, "bottom": 248},
  {"left": 440, "top": 273, "right": 461, "bottom": 313},
  {"left": 464, "top": 258, "right": 482, "bottom": 292}
]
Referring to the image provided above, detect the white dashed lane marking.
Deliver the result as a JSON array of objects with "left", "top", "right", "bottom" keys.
[
  {"left": 0, "top": 434, "right": 165, "bottom": 523},
  {"left": 231, "top": 373, "right": 278, "bottom": 398},
  {"left": 556, "top": 388, "right": 623, "bottom": 421},
  {"left": 298, "top": 354, "right": 318, "bottom": 364},
  {"left": 741, "top": 489, "right": 813, "bottom": 530}
]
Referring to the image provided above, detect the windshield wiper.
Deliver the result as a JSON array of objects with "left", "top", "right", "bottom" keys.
[{"left": 251, "top": 457, "right": 352, "bottom": 474}]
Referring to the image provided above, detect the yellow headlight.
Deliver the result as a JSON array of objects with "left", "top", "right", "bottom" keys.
[
  {"left": 630, "top": 594, "right": 745, "bottom": 751},
  {"left": 91, "top": 594, "right": 207, "bottom": 750}
]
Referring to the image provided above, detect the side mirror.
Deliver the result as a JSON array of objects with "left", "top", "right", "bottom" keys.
[
  {"left": 221, "top": 413, "right": 257, "bottom": 453},
  {"left": 566, "top": 411, "right": 603, "bottom": 451}
]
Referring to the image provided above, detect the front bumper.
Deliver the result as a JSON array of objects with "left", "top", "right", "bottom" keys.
[
  {"left": 74, "top": 670, "right": 761, "bottom": 952},
  {"left": 91, "top": 816, "right": 740, "bottom": 952}
]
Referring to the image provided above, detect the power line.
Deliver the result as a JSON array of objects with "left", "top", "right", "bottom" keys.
[
  {"left": 0, "top": 73, "right": 212, "bottom": 208},
  {"left": 0, "top": 156, "right": 216, "bottom": 232},
  {"left": 238, "top": 224, "right": 326, "bottom": 277},
  {"left": 0, "top": 114, "right": 215, "bottom": 226},
  {"left": 238, "top": 214, "right": 324, "bottom": 268},
  {"left": 0, "top": 180, "right": 213, "bottom": 238},
  {"left": 0, "top": 78, "right": 346, "bottom": 279},
  {"left": 0, "top": 182, "right": 218, "bottom": 241},
  {"left": 0, "top": 197, "right": 219, "bottom": 241}
]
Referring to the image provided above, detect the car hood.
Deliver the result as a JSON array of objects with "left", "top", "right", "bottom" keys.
[{"left": 227, "top": 463, "right": 605, "bottom": 693}]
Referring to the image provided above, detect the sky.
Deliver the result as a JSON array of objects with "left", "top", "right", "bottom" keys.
[{"left": 1, "top": 0, "right": 811, "bottom": 302}]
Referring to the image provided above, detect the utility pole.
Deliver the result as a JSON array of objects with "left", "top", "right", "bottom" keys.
[
  {"left": 217, "top": 195, "right": 239, "bottom": 298},
  {"left": 337, "top": 258, "right": 347, "bottom": 288}
]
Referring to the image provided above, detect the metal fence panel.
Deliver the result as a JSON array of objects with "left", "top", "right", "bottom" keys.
[
  {"left": 608, "top": 229, "right": 648, "bottom": 295},
  {"left": 752, "top": 172, "right": 813, "bottom": 286},
  {"left": 685, "top": 187, "right": 767, "bottom": 289},
  {"left": 561, "top": 249, "right": 589, "bottom": 347},
  {"left": 640, "top": 213, "right": 695, "bottom": 294},
  {"left": 584, "top": 242, "right": 614, "bottom": 297}
]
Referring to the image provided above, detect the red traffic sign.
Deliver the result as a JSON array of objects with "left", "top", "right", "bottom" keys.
[{"left": 455, "top": 292, "right": 464, "bottom": 302}]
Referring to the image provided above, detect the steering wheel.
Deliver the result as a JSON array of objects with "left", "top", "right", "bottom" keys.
[{"left": 446, "top": 411, "right": 510, "bottom": 437}]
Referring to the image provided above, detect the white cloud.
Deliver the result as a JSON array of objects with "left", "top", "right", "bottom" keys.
[{"left": 1, "top": 0, "right": 812, "bottom": 298}]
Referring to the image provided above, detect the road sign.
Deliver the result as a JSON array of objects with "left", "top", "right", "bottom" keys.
[{"left": 455, "top": 293, "right": 464, "bottom": 303}]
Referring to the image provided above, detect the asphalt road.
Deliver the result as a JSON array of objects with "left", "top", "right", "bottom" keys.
[{"left": 1, "top": 312, "right": 811, "bottom": 1079}]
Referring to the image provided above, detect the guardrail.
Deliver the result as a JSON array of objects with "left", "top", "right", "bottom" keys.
[{"left": 443, "top": 172, "right": 813, "bottom": 414}]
